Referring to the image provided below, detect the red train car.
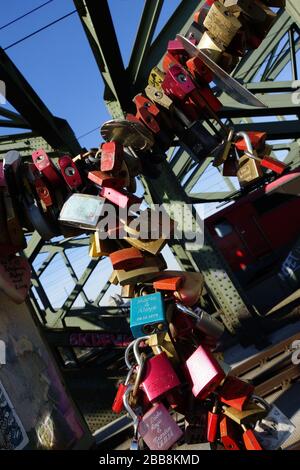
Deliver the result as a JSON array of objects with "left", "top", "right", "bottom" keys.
[{"left": 206, "top": 167, "right": 300, "bottom": 286}]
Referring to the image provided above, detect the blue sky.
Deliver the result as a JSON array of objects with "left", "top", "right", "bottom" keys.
[{"left": 1, "top": 0, "right": 181, "bottom": 149}]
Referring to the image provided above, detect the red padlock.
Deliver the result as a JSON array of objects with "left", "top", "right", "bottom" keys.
[
  {"left": 162, "top": 52, "right": 181, "bottom": 73},
  {"left": 34, "top": 178, "right": 53, "bottom": 207},
  {"left": 219, "top": 416, "right": 241, "bottom": 450},
  {"left": 112, "top": 383, "right": 127, "bottom": 414},
  {"left": 153, "top": 276, "right": 184, "bottom": 292},
  {"left": 260, "top": 156, "right": 287, "bottom": 174},
  {"left": 109, "top": 247, "right": 144, "bottom": 271},
  {"left": 185, "top": 345, "right": 225, "bottom": 400},
  {"left": 88, "top": 170, "right": 126, "bottom": 189},
  {"left": 32, "top": 149, "right": 62, "bottom": 186},
  {"left": 242, "top": 426, "right": 263, "bottom": 450},
  {"left": 207, "top": 397, "right": 220, "bottom": 443},
  {"left": 218, "top": 376, "right": 254, "bottom": 411},
  {"left": 100, "top": 187, "right": 142, "bottom": 209},
  {"left": 235, "top": 132, "right": 267, "bottom": 152},
  {"left": 101, "top": 142, "right": 124, "bottom": 173},
  {"left": 186, "top": 56, "right": 213, "bottom": 84},
  {"left": 58, "top": 155, "right": 82, "bottom": 189}
]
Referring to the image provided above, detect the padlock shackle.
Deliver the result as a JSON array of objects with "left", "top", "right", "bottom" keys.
[
  {"left": 133, "top": 336, "right": 150, "bottom": 367},
  {"left": 251, "top": 395, "right": 272, "bottom": 412},
  {"left": 123, "top": 385, "right": 139, "bottom": 422},
  {"left": 235, "top": 132, "right": 254, "bottom": 155},
  {"left": 125, "top": 339, "right": 138, "bottom": 369}
]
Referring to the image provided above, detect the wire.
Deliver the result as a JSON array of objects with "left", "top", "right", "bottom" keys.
[
  {"left": 0, "top": 0, "right": 55, "bottom": 32},
  {"left": 4, "top": 9, "right": 77, "bottom": 51}
]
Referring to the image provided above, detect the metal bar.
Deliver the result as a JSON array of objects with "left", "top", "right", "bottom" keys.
[
  {"left": 134, "top": 0, "right": 202, "bottom": 89},
  {"left": 234, "top": 120, "right": 300, "bottom": 140},
  {"left": 0, "top": 48, "right": 81, "bottom": 154},
  {"left": 74, "top": 0, "right": 131, "bottom": 117},
  {"left": 127, "top": 0, "right": 164, "bottom": 85},
  {"left": 289, "top": 27, "right": 298, "bottom": 81}
]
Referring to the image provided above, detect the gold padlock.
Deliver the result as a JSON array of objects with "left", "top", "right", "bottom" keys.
[
  {"left": 124, "top": 236, "right": 167, "bottom": 256},
  {"left": 197, "top": 31, "right": 224, "bottom": 62},
  {"left": 213, "top": 129, "right": 234, "bottom": 167},
  {"left": 89, "top": 232, "right": 119, "bottom": 258},
  {"left": 148, "top": 67, "right": 165, "bottom": 90},
  {"left": 147, "top": 332, "right": 180, "bottom": 366},
  {"left": 145, "top": 85, "right": 174, "bottom": 112},
  {"left": 223, "top": 402, "right": 268, "bottom": 425},
  {"left": 203, "top": 1, "right": 242, "bottom": 49},
  {"left": 237, "top": 154, "right": 263, "bottom": 186},
  {"left": 115, "top": 256, "right": 167, "bottom": 286}
]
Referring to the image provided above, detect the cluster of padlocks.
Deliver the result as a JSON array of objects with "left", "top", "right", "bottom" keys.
[{"left": 0, "top": 0, "right": 295, "bottom": 451}]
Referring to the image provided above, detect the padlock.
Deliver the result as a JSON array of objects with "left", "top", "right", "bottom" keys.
[
  {"left": 237, "top": 154, "right": 263, "bottom": 185},
  {"left": 89, "top": 232, "right": 119, "bottom": 258},
  {"left": 145, "top": 85, "right": 174, "bottom": 112},
  {"left": 223, "top": 0, "right": 267, "bottom": 23},
  {"left": 196, "top": 31, "right": 224, "bottom": 62},
  {"left": 32, "top": 149, "right": 62, "bottom": 187},
  {"left": 223, "top": 152, "right": 239, "bottom": 177},
  {"left": 241, "top": 424, "right": 263, "bottom": 450},
  {"left": 212, "top": 129, "right": 235, "bottom": 167},
  {"left": 100, "top": 141, "right": 124, "bottom": 173},
  {"left": 218, "top": 376, "right": 254, "bottom": 411},
  {"left": 185, "top": 345, "right": 226, "bottom": 399},
  {"left": 146, "top": 332, "right": 180, "bottom": 366},
  {"left": 124, "top": 386, "right": 183, "bottom": 451},
  {"left": 207, "top": 397, "right": 220, "bottom": 443},
  {"left": 112, "top": 367, "right": 136, "bottom": 414},
  {"left": 124, "top": 235, "right": 167, "bottom": 256},
  {"left": 123, "top": 208, "right": 175, "bottom": 241},
  {"left": 175, "top": 303, "right": 225, "bottom": 339},
  {"left": 235, "top": 131, "right": 267, "bottom": 152},
  {"left": 130, "top": 292, "right": 167, "bottom": 338},
  {"left": 177, "top": 120, "right": 220, "bottom": 162},
  {"left": 58, "top": 155, "right": 82, "bottom": 190},
  {"left": 0, "top": 254, "right": 31, "bottom": 304},
  {"left": 148, "top": 66, "right": 165, "bottom": 90},
  {"left": 185, "top": 21, "right": 204, "bottom": 44},
  {"left": 152, "top": 271, "right": 204, "bottom": 307},
  {"left": 219, "top": 416, "right": 241, "bottom": 450},
  {"left": 115, "top": 256, "right": 166, "bottom": 286},
  {"left": 88, "top": 170, "right": 126, "bottom": 190},
  {"left": 203, "top": 1, "right": 242, "bottom": 49},
  {"left": 59, "top": 193, "right": 105, "bottom": 230},
  {"left": 162, "top": 51, "right": 181, "bottom": 73},
  {"left": 134, "top": 339, "right": 181, "bottom": 402},
  {"left": 186, "top": 56, "right": 213, "bottom": 85},
  {"left": 222, "top": 400, "right": 268, "bottom": 426},
  {"left": 100, "top": 187, "right": 142, "bottom": 209},
  {"left": 185, "top": 402, "right": 209, "bottom": 444},
  {"left": 122, "top": 284, "right": 135, "bottom": 299},
  {"left": 153, "top": 276, "right": 184, "bottom": 292},
  {"left": 109, "top": 247, "right": 144, "bottom": 271},
  {"left": 258, "top": 155, "right": 287, "bottom": 175},
  {"left": 34, "top": 177, "right": 53, "bottom": 208},
  {"left": 253, "top": 399, "right": 295, "bottom": 450}
]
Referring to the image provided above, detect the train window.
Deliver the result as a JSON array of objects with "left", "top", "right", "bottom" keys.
[{"left": 214, "top": 220, "right": 233, "bottom": 238}]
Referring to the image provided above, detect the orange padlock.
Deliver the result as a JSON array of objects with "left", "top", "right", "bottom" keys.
[
  {"left": 153, "top": 276, "right": 184, "bottom": 292},
  {"left": 109, "top": 247, "right": 144, "bottom": 271}
]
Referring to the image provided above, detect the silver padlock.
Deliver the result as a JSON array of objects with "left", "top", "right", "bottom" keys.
[
  {"left": 253, "top": 395, "right": 296, "bottom": 450},
  {"left": 175, "top": 302, "right": 225, "bottom": 339}
]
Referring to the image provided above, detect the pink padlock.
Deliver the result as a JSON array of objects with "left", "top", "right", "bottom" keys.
[
  {"left": 139, "top": 402, "right": 183, "bottom": 450},
  {"left": 100, "top": 187, "right": 142, "bottom": 209},
  {"left": 134, "top": 339, "right": 181, "bottom": 402},
  {"left": 162, "top": 64, "right": 197, "bottom": 101},
  {"left": 185, "top": 345, "right": 225, "bottom": 400}
]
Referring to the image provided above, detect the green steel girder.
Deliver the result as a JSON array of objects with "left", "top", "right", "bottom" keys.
[
  {"left": 0, "top": 48, "right": 81, "bottom": 154},
  {"left": 74, "top": 0, "right": 131, "bottom": 118},
  {"left": 127, "top": 0, "right": 164, "bottom": 86},
  {"left": 234, "top": 120, "right": 300, "bottom": 140}
]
